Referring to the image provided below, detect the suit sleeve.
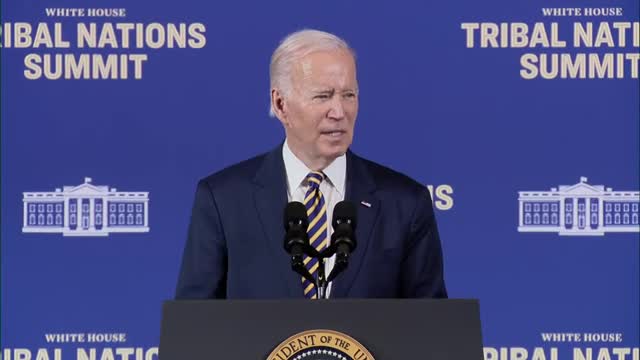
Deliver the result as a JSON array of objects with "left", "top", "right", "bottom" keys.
[
  {"left": 175, "top": 180, "right": 227, "bottom": 299},
  {"left": 400, "top": 188, "right": 448, "bottom": 298}
]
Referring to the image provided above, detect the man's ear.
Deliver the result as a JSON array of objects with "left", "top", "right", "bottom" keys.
[{"left": 271, "top": 88, "right": 287, "bottom": 125}]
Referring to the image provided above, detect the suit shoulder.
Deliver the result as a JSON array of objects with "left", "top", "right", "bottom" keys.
[
  {"left": 199, "top": 152, "right": 268, "bottom": 190},
  {"left": 358, "top": 156, "right": 428, "bottom": 195}
]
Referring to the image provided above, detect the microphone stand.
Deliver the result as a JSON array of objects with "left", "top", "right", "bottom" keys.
[
  {"left": 326, "top": 252, "right": 348, "bottom": 283},
  {"left": 291, "top": 253, "right": 315, "bottom": 286},
  {"left": 292, "top": 226, "right": 354, "bottom": 300},
  {"left": 316, "top": 246, "right": 350, "bottom": 299},
  {"left": 316, "top": 257, "right": 328, "bottom": 299},
  {"left": 291, "top": 245, "right": 330, "bottom": 299}
]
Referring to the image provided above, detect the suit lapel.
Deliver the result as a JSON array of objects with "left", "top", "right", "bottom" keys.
[
  {"left": 331, "top": 151, "right": 379, "bottom": 298},
  {"left": 252, "top": 145, "right": 303, "bottom": 298}
]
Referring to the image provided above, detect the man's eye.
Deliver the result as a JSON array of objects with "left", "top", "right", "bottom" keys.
[
  {"left": 314, "top": 94, "right": 329, "bottom": 100},
  {"left": 344, "top": 93, "right": 356, "bottom": 98}
]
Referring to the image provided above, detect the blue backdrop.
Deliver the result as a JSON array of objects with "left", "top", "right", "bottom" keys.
[{"left": 2, "top": 0, "right": 639, "bottom": 359}]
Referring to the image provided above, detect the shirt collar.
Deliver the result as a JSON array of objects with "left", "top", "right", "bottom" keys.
[{"left": 282, "top": 140, "right": 346, "bottom": 196}]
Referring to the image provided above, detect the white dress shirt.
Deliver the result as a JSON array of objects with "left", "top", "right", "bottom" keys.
[{"left": 282, "top": 140, "right": 346, "bottom": 298}]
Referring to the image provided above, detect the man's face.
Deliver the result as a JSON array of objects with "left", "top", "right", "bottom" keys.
[{"left": 277, "top": 49, "right": 358, "bottom": 167}]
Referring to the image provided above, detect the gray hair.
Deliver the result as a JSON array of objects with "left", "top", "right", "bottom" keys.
[{"left": 269, "top": 29, "right": 355, "bottom": 117}]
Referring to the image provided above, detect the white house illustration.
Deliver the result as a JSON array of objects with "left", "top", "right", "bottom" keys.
[
  {"left": 22, "top": 177, "right": 149, "bottom": 237},
  {"left": 518, "top": 177, "right": 639, "bottom": 236}
]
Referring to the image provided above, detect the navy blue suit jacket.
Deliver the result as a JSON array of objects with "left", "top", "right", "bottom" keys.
[{"left": 175, "top": 145, "right": 447, "bottom": 299}]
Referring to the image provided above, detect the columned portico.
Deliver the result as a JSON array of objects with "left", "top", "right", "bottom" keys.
[
  {"left": 518, "top": 177, "right": 639, "bottom": 236},
  {"left": 22, "top": 178, "right": 150, "bottom": 237}
]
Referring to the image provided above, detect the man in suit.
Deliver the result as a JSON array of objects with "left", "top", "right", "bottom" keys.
[{"left": 175, "top": 29, "right": 447, "bottom": 299}]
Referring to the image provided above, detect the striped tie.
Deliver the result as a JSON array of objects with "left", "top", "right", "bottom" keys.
[{"left": 302, "top": 171, "right": 328, "bottom": 299}]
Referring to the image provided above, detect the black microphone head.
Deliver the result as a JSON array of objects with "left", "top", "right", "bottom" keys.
[
  {"left": 283, "top": 201, "right": 310, "bottom": 255},
  {"left": 328, "top": 201, "right": 357, "bottom": 258},
  {"left": 284, "top": 201, "right": 308, "bottom": 230},
  {"left": 332, "top": 201, "right": 357, "bottom": 229}
]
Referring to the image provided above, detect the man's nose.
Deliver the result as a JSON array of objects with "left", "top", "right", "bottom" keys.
[{"left": 327, "top": 97, "right": 345, "bottom": 120}]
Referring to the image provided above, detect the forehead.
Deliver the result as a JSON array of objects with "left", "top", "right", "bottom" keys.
[{"left": 292, "top": 50, "right": 357, "bottom": 88}]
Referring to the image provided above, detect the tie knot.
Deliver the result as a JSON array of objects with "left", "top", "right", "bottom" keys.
[{"left": 306, "top": 171, "right": 324, "bottom": 188}]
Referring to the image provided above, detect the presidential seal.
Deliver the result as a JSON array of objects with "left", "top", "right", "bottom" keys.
[{"left": 268, "top": 329, "right": 375, "bottom": 360}]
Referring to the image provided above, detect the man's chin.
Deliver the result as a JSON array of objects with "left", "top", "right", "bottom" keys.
[{"left": 319, "top": 146, "right": 348, "bottom": 160}]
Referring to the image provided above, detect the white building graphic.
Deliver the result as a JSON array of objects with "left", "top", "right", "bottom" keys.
[
  {"left": 518, "top": 177, "right": 639, "bottom": 236},
  {"left": 22, "top": 177, "right": 149, "bottom": 237}
]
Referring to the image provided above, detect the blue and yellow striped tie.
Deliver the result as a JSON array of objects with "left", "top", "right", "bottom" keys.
[{"left": 302, "top": 171, "right": 328, "bottom": 299}]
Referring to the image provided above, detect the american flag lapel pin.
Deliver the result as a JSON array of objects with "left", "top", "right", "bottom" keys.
[{"left": 360, "top": 201, "right": 371, "bottom": 208}]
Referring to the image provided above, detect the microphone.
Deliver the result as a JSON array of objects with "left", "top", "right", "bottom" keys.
[
  {"left": 283, "top": 202, "right": 316, "bottom": 285},
  {"left": 283, "top": 201, "right": 309, "bottom": 258},
  {"left": 326, "top": 201, "right": 357, "bottom": 282}
]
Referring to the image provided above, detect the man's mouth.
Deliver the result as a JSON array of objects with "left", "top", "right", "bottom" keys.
[{"left": 321, "top": 130, "right": 346, "bottom": 137}]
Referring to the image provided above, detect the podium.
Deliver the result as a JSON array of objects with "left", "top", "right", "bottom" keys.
[{"left": 159, "top": 299, "right": 483, "bottom": 359}]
